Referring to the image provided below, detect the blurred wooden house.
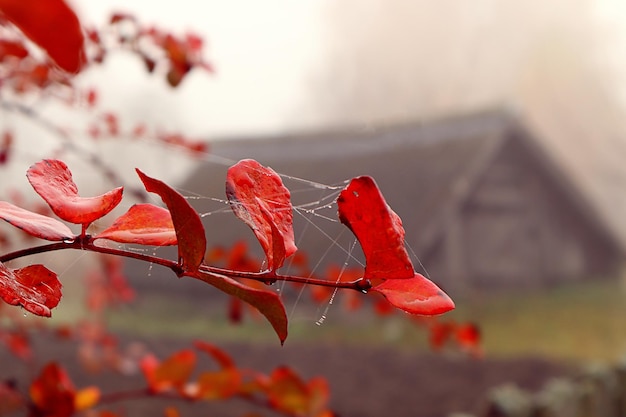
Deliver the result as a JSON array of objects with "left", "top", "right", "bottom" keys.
[{"left": 181, "top": 109, "right": 624, "bottom": 297}]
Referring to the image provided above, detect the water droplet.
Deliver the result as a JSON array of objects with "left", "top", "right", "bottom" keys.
[{"left": 360, "top": 289, "right": 369, "bottom": 294}]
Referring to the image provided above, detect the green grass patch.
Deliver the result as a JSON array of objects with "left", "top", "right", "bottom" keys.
[
  {"left": 447, "top": 278, "right": 626, "bottom": 362},
  {"left": 102, "top": 278, "right": 626, "bottom": 363}
]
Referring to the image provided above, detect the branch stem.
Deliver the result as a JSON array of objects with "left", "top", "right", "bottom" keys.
[{"left": 0, "top": 236, "right": 371, "bottom": 292}]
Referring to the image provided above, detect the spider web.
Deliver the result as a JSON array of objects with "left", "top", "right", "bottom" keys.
[{"left": 170, "top": 150, "right": 431, "bottom": 328}]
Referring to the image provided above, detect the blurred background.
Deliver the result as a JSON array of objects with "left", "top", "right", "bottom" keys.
[{"left": 3, "top": 1, "right": 626, "bottom": 416}]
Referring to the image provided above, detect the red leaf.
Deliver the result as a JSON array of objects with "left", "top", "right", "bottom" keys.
[
  {"left": 136, "top": 169, "right": 206, "bottom": 272},
  {"left": 0, "top": 201, "right": 74, "bottom": 241},
  {"left": 194, "top": 340, "right": 235, "bottom": 369},
  {"left": 228, "top": 297, "right": 243, "bottom": 324},
  {"left": 226, "top": 159, "right": 297, "bottom": 271},
  {"left": 27, "top": 160, "right": 123, "bottom": 227},
  {"left": 428, "top": 321, "right": 456, "bottom": 350},
  {"left": 2, "top": 329, "right": 32, "bottom": 361},
  {"left": 0, "top": 263, "right": 62, "bottom": 317},
  {"left": 337, "top": 176, "right": 414, "bottom": 280},
  {"left": 0, "top": 380, "right": 24, "bottom": 415},
  {"left": 455, "top": 322, "right": 482, "bottom": 356},
  {"left": 29, "top": 363, "right": 76, "bottom": 417},
  {"left": 0, "top": 39, "right": 29, "bottom": 61},
  {"left": 266, "top": 367, "right": 330, "bottom": 416},
  {"left": 266, "top": 367, "right": 309, "bottom": 414},
  {"left": 192, "top": 270, "right": 288, "bottom": 344},
  {"left": 95, "top": 204, "right": 177, "bottom": 246},
  {"left": 195, "top": 368, "right": 241, "bottom": 400},
  {"left": 0, "top": 0, "right": 85, "bottom": 73},
  {"left": 371, "top": 273, "right": 454, "bottom": 315},
  {"left": 141, "top": 350, "right": 196, "bottom": 394}
]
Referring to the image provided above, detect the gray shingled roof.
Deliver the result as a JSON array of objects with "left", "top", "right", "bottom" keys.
[{"left": 181, "top": 108, "right": 622, "bottom": 274}]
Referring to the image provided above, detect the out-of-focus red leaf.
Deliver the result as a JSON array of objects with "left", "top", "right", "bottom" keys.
[
  {"left": 455, "top": 322, "right": 482, "bottom": 357},
  {"left": 164, "top": 407, "right": 180, "bottom": 417},
  {"left": 337, "top": 176, "right": 414, "bottom": 280},
  {"left": 29, "top": 362, "right": 76, "bottom": 417},
  {"left": 0, "top": 131, "right": 12, "bottom": 165},
  {"left": 226, "top": 159, "right": 297, "bottom": 271},
  {"left": 0, "top": 39, "right": 28, "bottom": 61},
  {"left": 2, "top": 329, "right": 32, "bottom": 361},
  {"left": 195, "top": 368, "right": 241, "bottom": 400},
  {"left": 110, "top": 12, "right": 134, "bottom": 24},
  {"left": 192, "top": 270, "right": 288, "bottom": 344},
  {"left": 0, "top": 380, "right": 24, "bottom": 415},
  {"left": 141, "top": 350, "right": 196, "bottom": 394},
  {"left": 136, "top": 169, "right": 206, "bottom": 272},
  {"left": 429, "top": 321, "right": 456, "bottom": 351},
  {"left": 0, "top": 0, "right": 86, "bottom": 73},
  {"left": 27, "top": 160, "right": 123, "bottom": 227},
  {"left": 0, "top": 263, "right": 62, "bottom": 317},
  {"left": 85, "top": 89, "right": 97, "bottom": 107},
  {"left": 103, "top": 113, "right": 119, "bottom": 136},
  {"left": 228, "top": 297, "right": 243, "bottom": 323},
  {"left": 266, "top": 367, "right": 309, "bottom": 414},
  {"left": 266, "top": 367, "right": 330, "bottom": 417},
  {"left": 194, "top": 340, "right": 235, "bottom": 369},
  {"left": 0, "top": 201, "right": 74, "bottom": 241},
  {"left": 371, "top": 273, "right": 454, "bottom": 315},
  {"left": 373, "top": 296, "right": 395, "bottom": 316},
  {"left": 74, "top": 386, "right": 100, "bottom": 411},
  {"left": 307, "top": 377, "right": 331, "bottom": 417},
  {"left": 95, "top": 204, "right": 177, "bottom": 246}
]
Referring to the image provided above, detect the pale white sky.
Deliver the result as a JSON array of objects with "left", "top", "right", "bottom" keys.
[
  {"left": 68, "top": 0, "right": 626, "bottom": 137},
  {"left": 7, "top": 0, "right": 626, "bottom": 192},
  {"left": 72, "top": 0, "right": 327, "bottom": 137}
]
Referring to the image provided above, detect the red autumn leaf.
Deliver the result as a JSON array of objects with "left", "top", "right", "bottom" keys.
[
  {"left": 136, "top": 169, "right": 206, "bottom": 272},
  {"left": 371, "top": 273, "right": 454, "bottom": 315},
  {"left": 428, "top": 321, "right": 456, "bottom": 351},
  {"left": 195, "top": 368, "right": 241, "bottom": 400},
  {"left": 226, "top": 159, "right": 297, "bottom": 271},
  {"left": 29, "top": 363, "right": 76, "bottom": 417},
  {"left": 2, "top": 329, "right": 32, "bottom": 361},
  {"left": 337, "top": 176, "right": 414, "bottom": 280},
  {"left": 228, "top": 297, "right": 243, "bottom": 323},
  {"left": 0, "top": 0, "right": 86, "bottom": 73},
  {"left": 27, "top": 160, "right": 123, "bottom": 227},
  {"left": 455, "top": 322, "right": 482, "bottom": 356},
  {"left": 306, "top": 377, "right": 331, "bottom": 417},
  {"left": 73, "top": 386, "right": 100, "bottom": 412},
  {"left": 266, "top": 367, "right": 309, "bottom": 414},
  {"left": 0, "top": 39, "right": 29, "bottom": 61},
  {"left": 0, "top": 263, "right": 62, "bottom": 317},
  {"left": 266, "top": 367, "right": 330, "bottom": 417},
  {"left": 0, "top": 201, "right": 74, "bottom": 241},
  {"left": 141, "top": 350, "right": 196, "bottom": 394},
  {"left": 194, "top": 340, "right": 235, "bottom": 369},
  {"left": 0, "top": 380, "right": 24, "bottom": 415},
  {"left": 95, "top": 204, "right": 177, "bottom": 246},
  {"left": 192, "top": 269, "right": 288, "bottom": 344}
]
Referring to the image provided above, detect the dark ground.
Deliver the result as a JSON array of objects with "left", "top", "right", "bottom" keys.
[{"left": 1, "top": 334, "right": 572, "bottom": 417}]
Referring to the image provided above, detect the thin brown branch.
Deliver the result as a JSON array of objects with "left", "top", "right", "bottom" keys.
[{"left": 0, "top": 236, "right": 371, "bottom": 292}]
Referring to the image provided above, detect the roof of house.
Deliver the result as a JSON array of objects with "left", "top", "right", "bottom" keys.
[{"left": 183, "top": 108, "right": 624, "bottom": 267}]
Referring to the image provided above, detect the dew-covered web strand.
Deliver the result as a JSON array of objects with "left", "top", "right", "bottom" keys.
[
  {"left": 151, "top": 151, "right": 428, "bottom": 326},
  {"left": 315, "top": 239, "right": 358, "bottom": 326},
  {"left": 406, "top": 241, "right": 433, "bottom": 281}
]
